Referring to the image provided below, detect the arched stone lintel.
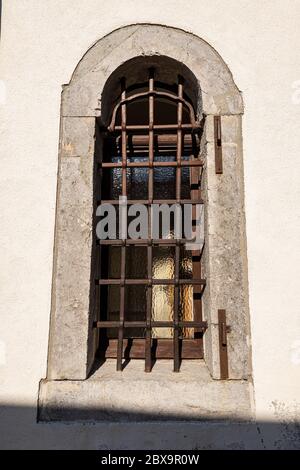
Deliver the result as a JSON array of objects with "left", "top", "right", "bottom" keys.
[{"left": 61, "top": 24, "right": 243, "bottom": 119}]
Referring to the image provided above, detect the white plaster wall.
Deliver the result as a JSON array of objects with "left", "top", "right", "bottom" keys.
[{"left": 0, "top": 0, "right": 299, "bottom": 448}]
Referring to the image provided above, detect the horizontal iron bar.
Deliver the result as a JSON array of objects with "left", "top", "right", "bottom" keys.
[
  {"left": 116, "top": 133, "right": 200, "bottom": 147},
  {"left": 152, "top": 321, "right": 207, "bottom": 329},
  {"left": 122, "top": 149, "right": 195, "bottom": 155},
  {"left": 112, "top": 124, "right": 200, "bottom": 131},
  {"left": 93, "top": 320, "right": 208, "bottom": 329},
  {"left": 96, "top": 278, "right": 206, "bottom": 285},
  {"left": 98, "top": 199, "right": 204, "bottom": 205},
  {"left": 100, "top": 159, "right": 204, "bottom": 168},
  {"left": 94, "top": 321, "right": 145, "bottom": 328},
  {"left": 97, "top": 238, "right": 197, "bottom": 246}
]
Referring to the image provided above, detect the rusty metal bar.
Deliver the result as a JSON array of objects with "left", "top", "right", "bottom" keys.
[
  {"left": 97, "top": 278, "right": 206, "bottom": 286},
  {"left": 125, "top": 133, "right": 199, "bottom": 146},
  {"left": 94, "top": 320, "right": 208, "bottom": 329},
  {"left": 100, "top": 159, "right": 204, "bottom": 169},
  {"left": 145, "top": 69, "right": 154, "bottom": 372},
  {"left": 214, "top": 116, "right": 223, "bottom": 174},
  {"left": 99, "top": 199, "right": 204, "bottom": 205},
  {"left": 117, "top": 244, "right": 126, "bottom": 371},
  {"left": 121, "top": 80, "right": 127, "bottom": 194},
  {"left": 190, "top": 162, "right": 202, "bottom": 341},
  {"left": 174, "top": 240, "right": 180, "bottom": 372},
  {"left": 145, "top": 241, "right": 152, "bottom": 372},
  {"left": 116, "top": 78, "right": 127, "bottom": 372},
  {"left": 218, "top": 309, "right": 229, "bottom": 379},
  {"left": 98, "top": 238, "right": 199, "bottom": 246},
  {"left": 174, "top": 77, "right": 183, "bottom": 372},
  {"left": 112, "top": 123, "right": 201, "bottom": 131},
  {"left": 108, "top": 89, "right": 199, "bottom": 131},
  {"left": 95, "top": 147, "right": 103, "bottom": 353}
]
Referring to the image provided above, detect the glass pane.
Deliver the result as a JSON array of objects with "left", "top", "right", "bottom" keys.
[
  {"left": 152, "top": 245, "right": 174, "bottom": 338},
  {"left": 151, "top": 245, "right": 195, "bottom": 338},
  {"left": 152, "top": 285, "right": 174, "bottom": 338},
  {"left": 106, "top": 285, "right": 147, "bottom": 339},
  {"left": 153, "top": 155, "right": 176, "bottom": 199},
  {"left": 180, "top": 247, "right": 193, "bottom": 279},
  {"left": 179, "top": 284, "right": 194, "bottom": 338},
  {"left": 181, "top": 165, "right": 191, "bottom": 199},
  {"left": 153, "top": 157, "right": 192, "bottom": 200},
  {"left": 107, "top": 285, "right": 120, "bottom": 318},
  {"left": 102, "top": 163, "right": 149, "bottom": 200},
  {"left": 152, "top": 246, "right": 175, "bottom": 279},
  {"left": 125, "top": 285, "right": 146, "bottom": 338},
  {"left": 108, "top": 246, "right": 121, "bottom": 278},
  {"left": 102, "top": 165, "right": 122, "bottom": 199},
  {"left": 126, "top": 247, "right": 147, "bottom": 278},
  {"left": 180, "top": 247, "right": 194, "bottom": 338},
  {"left": 127, "top": 167, "right": 148, "bottom": 200},
  {"left": 106, "top": 285, "right": 120, "bottom": 339},
  {"left": 151, "top": 246, "right": 193, "bottom": 279}
]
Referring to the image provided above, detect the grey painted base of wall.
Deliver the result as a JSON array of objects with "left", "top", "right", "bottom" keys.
[
  {"left": 1, "top": 405, "right": 299, "bottom": 449},
  {"left": 34, "top": 363, "right": 300, "bottom": 449},
  {"left": 39, "top": 360, "right": 253, "bottom": 422}
]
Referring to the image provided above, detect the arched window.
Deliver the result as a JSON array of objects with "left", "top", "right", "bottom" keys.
[
  {"left": 94, "top": 69, "right": 207, "bottom": 372},
  {"left": 44, "top": 26, "right": 250, "bottom": 392}
]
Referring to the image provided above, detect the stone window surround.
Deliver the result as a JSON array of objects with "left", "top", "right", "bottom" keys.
[{"left": 40, "top": 25, "right": 252, "bottom": 420}]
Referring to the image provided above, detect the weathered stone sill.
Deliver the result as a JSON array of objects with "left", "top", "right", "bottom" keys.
[{"left": 39, "top": 360, "right": 253, "bottom": 422}]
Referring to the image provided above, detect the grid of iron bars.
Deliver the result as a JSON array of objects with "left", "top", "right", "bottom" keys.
[{"left": 94, "top": 70, "right": 208, "bottom": 372}]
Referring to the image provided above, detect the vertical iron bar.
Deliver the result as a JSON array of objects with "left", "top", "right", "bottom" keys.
[
  {"left": 121, "top": 78, "right": 127, "bottom": 193},
  {"left": 97, "top": 123, "right": 104, "bottom": 348},
  {"left": 145, "top": 69, "right": 154, "bottom": 372},
  {"left": 148, "top": 69, "right": 154, "bottom": 204},
  {"left": 117, "top": 78, "right": 127, "bottom": 371},
  {"left": 145, "top": 242, "right": 152, "bottom": 372},
  {"left": 174, "top": 76, "right": 183, "bottom": 372},
  {"left": 190, "top": 165, "right": 202, "bottom": 335}
]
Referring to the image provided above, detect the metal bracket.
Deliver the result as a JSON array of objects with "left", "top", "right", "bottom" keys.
[
  {"left": 218, "top": 309, "right": 230, "bottom": 379},
  {"left": 214, "top": 116, "right": 223, "bottom": 174}
]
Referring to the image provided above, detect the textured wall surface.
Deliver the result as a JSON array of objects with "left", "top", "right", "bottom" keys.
[{"left": 0, "top": 0, "right": 300, "bottom": 449}]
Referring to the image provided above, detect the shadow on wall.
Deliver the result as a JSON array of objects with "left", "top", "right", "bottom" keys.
[{"left": 0, "top": 403, "right": 299, "bottom": 450}]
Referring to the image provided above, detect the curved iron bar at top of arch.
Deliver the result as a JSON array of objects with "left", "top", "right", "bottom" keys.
[{"left": 107, "top": 89, "right": 200, "bottom": 132}]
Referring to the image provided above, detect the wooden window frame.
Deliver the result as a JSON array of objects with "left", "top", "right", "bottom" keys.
[{"left": 94, "top": 70, "right": 207, "bottom": 372}]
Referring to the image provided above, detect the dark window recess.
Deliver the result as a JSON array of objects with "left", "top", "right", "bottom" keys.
[{"left": 94, "top": 70, "right": 207, "bottom": 372}]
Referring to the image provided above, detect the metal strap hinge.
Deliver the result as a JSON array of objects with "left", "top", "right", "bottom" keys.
[
  {"left": 214, "top": 116, "right": 223, "bottom": 174},
  {"left": 218, "top": 309, "right": 230, "bottom": 379}
]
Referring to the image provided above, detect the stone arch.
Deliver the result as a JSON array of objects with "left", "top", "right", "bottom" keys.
[
  {"left": 62, "top": 24, "right": 243, "bottom": 119},
  {"left": 47, "top": 24, "right": 251, "bottom": 382}
]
